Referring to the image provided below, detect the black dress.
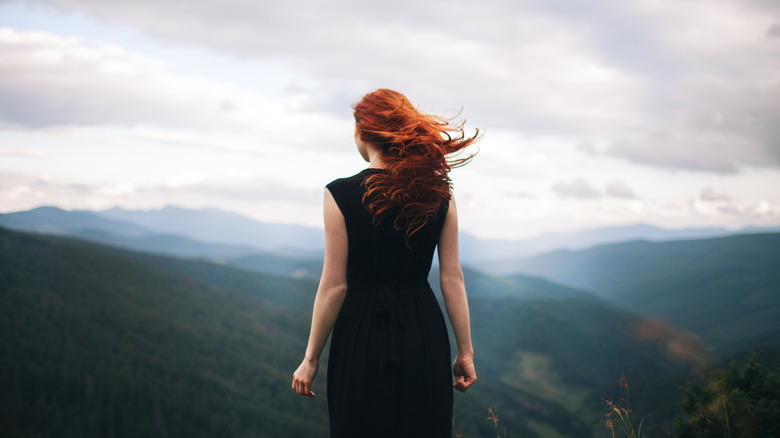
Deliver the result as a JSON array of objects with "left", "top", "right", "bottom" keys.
[{"left": 325, "top": 168, "right": 453, "bottom": 438}]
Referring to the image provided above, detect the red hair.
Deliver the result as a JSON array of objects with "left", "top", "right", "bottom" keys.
[{"left": 353, "top": 89, "right": 480, "bottom": 242}]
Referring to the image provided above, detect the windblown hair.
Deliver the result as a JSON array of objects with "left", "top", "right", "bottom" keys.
[{"left": 353, "top": 89, "right": 480, "bottom": 242}]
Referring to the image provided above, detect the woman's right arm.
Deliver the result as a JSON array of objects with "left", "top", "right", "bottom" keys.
[
  {"left": 438, "top": 194, "right": 476, "bottom": 392},
  {"left": 292, "top": 188, "right": 348, "bottom": 397}
]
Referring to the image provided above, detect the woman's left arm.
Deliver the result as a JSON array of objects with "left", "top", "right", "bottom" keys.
[{"left": 292, "top": 188, "right": 348, "bottom": 397}]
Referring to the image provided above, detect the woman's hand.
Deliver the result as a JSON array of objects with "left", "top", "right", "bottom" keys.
[
  {"left": 292, "top": 358, "right": 319, "bottom": 397},
  {"left": 452, "top": 355, "right": 476, "bottom": 392},
  {"left": 292, "top": 189, "right": 347, "bottom": 399}
]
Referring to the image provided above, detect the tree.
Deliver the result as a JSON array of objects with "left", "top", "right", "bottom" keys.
[{"left": 674, "top": 353, "right": 780, "bottom": 437}]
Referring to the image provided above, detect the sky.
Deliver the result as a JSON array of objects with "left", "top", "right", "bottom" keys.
[{"left": 1, "top": 0, "right": 779, "bottom": 239}]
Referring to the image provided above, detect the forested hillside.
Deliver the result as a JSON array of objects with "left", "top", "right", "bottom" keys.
[
  {"left": 501, "top": 233, "right": 780, "bottom": 354},
  {"left": 2, "top": 226, "right": 772, "bottom": 437},
  {"left": 0, "top": 227, "right": 325, "bottom": 438}
]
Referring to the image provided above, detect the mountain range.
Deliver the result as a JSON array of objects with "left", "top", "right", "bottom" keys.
[
  {"left": 497, "top": 233, "right": 780, "bottom": 356},
  {"left": 2, "top": 225, "right": 712, "bottom": 438},
  {"left": 3, "top": 205, "right": 778, "bottom": 265},
  {"left": 2, "top": 205, "right": 779, "bottom": 437}
]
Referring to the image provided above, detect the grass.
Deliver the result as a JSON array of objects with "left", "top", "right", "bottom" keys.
[
  {"left": 453, "top": 407, "right": 506, "bottom": 438},
  {"left": 602, "top": 375, "right": 651, "bottom": 438},
  {"left": 453, "top": 374, "right": 654, "bottom": 438}
]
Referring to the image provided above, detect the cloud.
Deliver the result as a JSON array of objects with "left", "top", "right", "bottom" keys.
[
  {"left": 551, "top": 178, "right": 601, "bottom": 199},
  {"left": 0, "top": 28, "right": 350, "bottom": 150},
  {"left": 768, "top": 23, "right": 780, "bottom": 38},
  {"left": 14, "top": 0, "right": 778, "bottom": 173},
  {"left": 700, "top": 187, "right": 730, "bottom": 202},
  {"left": 0, "top": 28, "right": 206, "bottom": 128},
  {"left": 0, "top": 172, "right": 96, "bottom": 211},
  {"left": 1, "top": 0, "right": 779, "bottom": 181},
  {"left": 718, "top": 205, "right": 740, "bottom": 216},
  {"left": 605, "top": 181, "right": 636, "bottom": 199},
  {"left": 0, "top": 171, "right": 324, "bottom": 224},
  {"left": 144, "top": 177, "right": 321, "bottom": 205},
  {"left": 506, "top": 191, "right": 536, "bottom": 199},
  {"left": 0, "top": 148, "right": 48, "bottom": 157},
  {"left": 601, "top": 76, "right": 780, "bottom": 172}
]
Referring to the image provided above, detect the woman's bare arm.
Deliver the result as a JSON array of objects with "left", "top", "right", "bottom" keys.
[
  {"left": 292, "top": 188, "right": 348, "bottom": 397},
  {"left": 438, "top": 195, "right": 476, "bottom": 392}
]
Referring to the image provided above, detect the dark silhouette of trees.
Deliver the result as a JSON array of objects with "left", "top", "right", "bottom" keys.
[{"left": 675, "top": 353, "right": 780, "bottom": 437}]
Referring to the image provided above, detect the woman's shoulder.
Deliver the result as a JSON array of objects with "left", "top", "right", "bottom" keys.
[
  {"left": 326, "top": 168, "right": 385, "bottom": 190},
  {"left": 326, "top": 169, "right": 385, "bottom": 215}
]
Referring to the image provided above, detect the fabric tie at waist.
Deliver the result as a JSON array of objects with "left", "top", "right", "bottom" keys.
[{"left": 350, "top": 280, "right": 429, "bottom": 376}]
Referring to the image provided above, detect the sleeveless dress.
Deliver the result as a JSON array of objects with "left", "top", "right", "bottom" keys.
[{"left": 325, "top": 168, "right": 453, "bottom": 438}]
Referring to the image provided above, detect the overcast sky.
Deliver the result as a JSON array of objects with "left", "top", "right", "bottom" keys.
[{"left": 1, "top": 0, "right": 779, "bottom": 239}]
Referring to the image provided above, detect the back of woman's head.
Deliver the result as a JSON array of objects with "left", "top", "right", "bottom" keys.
[{"left": 353, "top": 89, "right": 480, "bottom": 242}]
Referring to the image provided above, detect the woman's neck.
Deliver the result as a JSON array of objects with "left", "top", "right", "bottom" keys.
[{"left": 365, "top": 144, "right": 386, "bottom": 169}]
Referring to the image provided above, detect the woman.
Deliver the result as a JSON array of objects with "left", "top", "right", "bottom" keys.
[{"left": 292, "top": 89, "right": 478, "bottom": 437}]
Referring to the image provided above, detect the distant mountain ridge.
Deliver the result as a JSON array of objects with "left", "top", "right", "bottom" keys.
[
  {"left": 3, "top": 205, "right": 777, "bottom": 264},
  {"left": 461, "top": 222, "right": 780, "bottom": 266},
  {"left": 0, "top": 205, "right": 150, "bottom": 237},
  {"left": 97, "top": 206, "right": 325, "bottom": 253},
  {"left": 499, "top": 232, "right": 780, "bottom": 355},
  {"left": 0, "top": 206, "right": 322, "bottom": 260},
  {"left": 4, "top": 206, "right": 778, "bottom": 357}
]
